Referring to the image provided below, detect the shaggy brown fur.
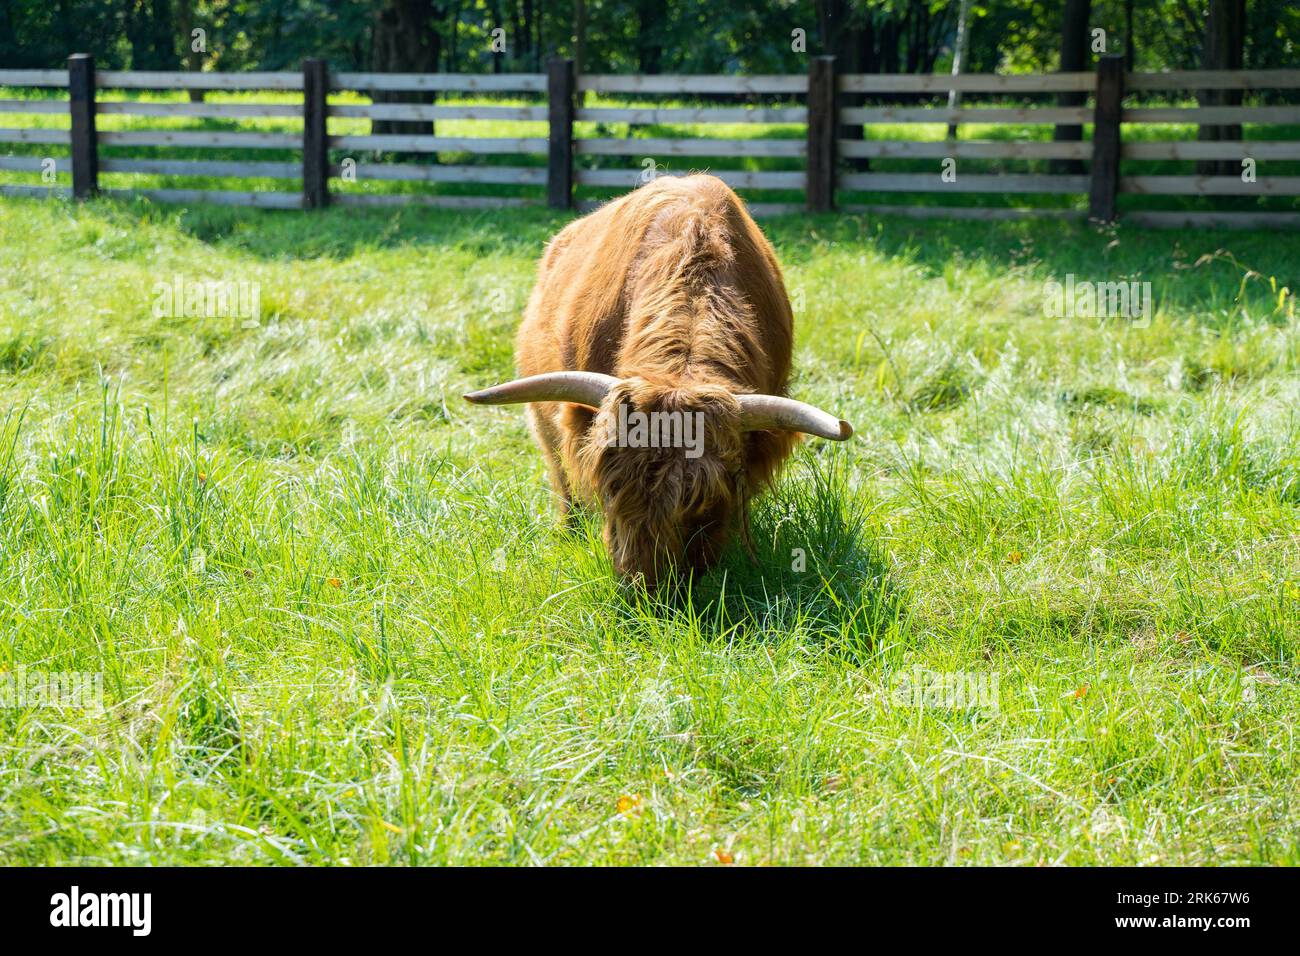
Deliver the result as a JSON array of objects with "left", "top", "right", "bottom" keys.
[{"left": 517, "top": 174, "right": 800, "bottom": 587}]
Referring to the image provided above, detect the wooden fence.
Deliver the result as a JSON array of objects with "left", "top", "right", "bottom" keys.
[{"left": 2, "top": 54, "right": 1299, "bottom": 228}]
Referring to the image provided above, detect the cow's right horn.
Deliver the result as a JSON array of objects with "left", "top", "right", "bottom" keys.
[
  {"left": 464, "top": 371, "right": 619, "bottom": 410},
  {"left": 736, "top": 393, "right": 853, "bottom": 440}
]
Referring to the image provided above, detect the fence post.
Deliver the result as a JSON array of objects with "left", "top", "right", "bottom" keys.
[
  {"left": 547, "top": 57, "right": 575, "bottom": 210},
  {"left": 806, "top": 55, "right": 836, "bottom": 213},
  {"left": 68, "top": 54, "right": 98, "bottom": 199},
  {"left": 302, "top": 58, "right": 329, "bottom": 209},
  {"left": 1088, "top": 54, "right": 1124, "bottom": 223}
]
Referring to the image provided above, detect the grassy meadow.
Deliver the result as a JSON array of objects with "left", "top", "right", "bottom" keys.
[{"left": 0, "top": 186, "right": 1298, "bottom": 865}]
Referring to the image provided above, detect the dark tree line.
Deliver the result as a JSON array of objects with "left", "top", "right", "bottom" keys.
[{"left": 1, "top": 0, "right": 1293, "bottom": 81}]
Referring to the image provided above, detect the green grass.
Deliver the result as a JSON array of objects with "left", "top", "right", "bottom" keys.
[{"left": 0, "top": 192, "right": 1298, "bottom": 865}]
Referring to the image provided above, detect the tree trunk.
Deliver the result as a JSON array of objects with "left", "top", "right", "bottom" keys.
[
  {"left": 447, "top": 1, "right": 458, "bottom": 71},
  {"left": 574, "top": 0, "right": 587, "bottom": 104},
  {"left": 1051, "top": 0, "right": 1092, "bottom": 174},
  {"left": 635, "top": 0, "right": 663, "bottom": 74},
  {"left": 371, "top": 0, "right": 442, "bottom": 141},
  {"left": 947, "top": 0, "right": 972, "bottom": 139},
  {"left": 879, "top": 16, "right": 899, "bottom": 74},
  {"left": 175, "top": 0, "right": 205, "bottom": 103},
  {"left": 521, "top": 0, "right": 534, "bottom": 70},
  {"left": 818, "top": 0, "right": 870, "bottom": 170},
  {"left": 535, "top": 0, "right": 545, "bottom": 69},
  {"left": 125, "top": 0, "right": 177, "bottom": 70},
  {"left": 878, "top": 11, "right": 901, "bottom": 104},
  {"left": 1124, "top": 0, "right": 1135, "bottom": 70},
  {"left": 574, "top": 0, "right": 585, "bottom": 70},
  {"left": 904, "top": 2, "right": 921, "bottom": 76},
  {"left": 1198, "top": 0, "right": 1245, "bottom": 175},
  {"left": 488, "top": 0, "right": 503, "bottom": 73}
]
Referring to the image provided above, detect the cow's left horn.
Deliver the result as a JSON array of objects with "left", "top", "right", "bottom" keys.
[
  {"left": 464, "top": 371, "right": 619, "bottom": 409},
  {"left": 737, "top": 394, "right": 853, "bottom": 441}
]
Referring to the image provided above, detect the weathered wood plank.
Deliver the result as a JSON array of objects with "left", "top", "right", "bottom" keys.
[
  {"left": 0, "top": 70, "right": 70, "bottom": 87},
  {"left": 1126, "top": 69, "right": 1300, "bottom": 91},
  {"left": 575, "top": 138, "right": 805, "bottom": 157},
  {"left": 840, "top": 106, "right": 1091, "bottom": 124},
  {"left": 547, "top": 57, "right": 574, "bottom": 209},
  {"left": 0, "top": 156, "right": 54, "bottom": 171},
  {"left": 839, "top": 172, "right": 1089, "bottom": 192},
  {"left": 577, "top": 106, "right": 808, "bottom": 124},
  {"left": 96, "top": 70, "right": 304, "bottom": 90},
  {"left": 329, "top": 134, "right": 548, "bottom": 154},
  {"left": 69, "top": 54, "right": 99, "bottom": 199},
  {"left": 839, "top": 72, "right": 1096, "bottom": 93},
  {"left": 837, "top": 139, "right": 1091, "bottom": 159},
  {"left": 99, "top": 130, "right": 301, "bottom": 148},
  {"left": 302, "top": 58, "right": 328, "bottom": 209},
  {"left": 841, "top": 203, "right": 1086, "bottom": 220},
  {"left": 0, "top": 184, "right": 71, "bottom": 197},
  {"left": 101, "top": 158, "right": 301, "bottom": 178},
  {"left": 1125, "top": 106, "right": 1300, "bottom": 124},
  {"left": 0, "top": 128, "right": 71, "bottom": 144},
  {"left": 333, "top": 193, "right": 539, "bottom": 208},
  {"left": 333, "top": 73, "right": 546, "bottom": 92},
  {"left": 806, "top": 56, "right": 836, "bottom": 213},
  {"left": 744, "top": 202, "right": 805, "bottom": 216},
  {"left": 1122, "top": 140, "right": 1300, "bottom": 160},
  {"left": 578, "top": 75, "right": 808, "bottom": 94},
  {"left": 102, "top": 187, "right": 304, "bottom": 207},
  {"left": 1119, "top": 175, "right": 1300, "bottom": 195},
  {"left": 575, "top": 197, "right": 805, "bottom": 216},
  {"left": 97, "top": 101, "right": 301, "bottom": 118},
  {"left": 1088, "top": 55, "right": 1124, "bottom": 222},
  {"left": 1124, "top": 210, "right": 1300, "bottom": 229},
  {"left": 575, "top": 169, "right": 804, "bottom": 189},
  {"left": 0, "top": 99, "right": 69, "bottom": 114},
  {"left": 348, "top": 163, "right": 545, "bottom": 184},
  {"left": 329, "top": 103, "right": 547, "bottom": 121}
]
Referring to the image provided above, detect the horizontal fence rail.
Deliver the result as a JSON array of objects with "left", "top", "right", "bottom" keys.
[
  {"left": 0, "top": 58, "right": 1297, "bottom": 227},
  {"left": 840, "top": 106, "right": 1093, "bottom": 124},
  {"left": 579, "top": 74, "right": 807, "bottom": 94},
  {"left": 839, "top": 71, "right": 1097, "bottom": 93},
  {"left": 0, "top": 69, "right": 69, "bottom": 86},
  {"left": 839, "top": 173, "right": 1091, "bottom": 192},
  {"left": 332, "top": 72, "right": 546, "bottom": 92},
  {"left": 95, "top": 70, "right": 303, "bottom": 89},
  {"left": 1111, "top": 67, "right": 1300, "bottom": 209},
  {"left": 577, "top": 105, "right": 808, "bottom": 124},
  {"left": 1124, "top": 69, "right": 1300, "bottom": 91}
]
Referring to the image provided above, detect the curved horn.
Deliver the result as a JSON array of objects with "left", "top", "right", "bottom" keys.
[
  {"left": 737, "top": 393, "right": 853, "bottom": 441},
  {"left": 464, "top": 371, "right": 619, "bottom": 409}
]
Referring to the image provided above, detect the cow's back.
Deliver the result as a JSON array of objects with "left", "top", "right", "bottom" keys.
[{"left": 517, "top": 175, "right": 793, "bottom": 397}]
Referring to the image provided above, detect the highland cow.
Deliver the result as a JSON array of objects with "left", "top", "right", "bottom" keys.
[{"left": 466, "top": 174, "right": 852, "bottom": 588}]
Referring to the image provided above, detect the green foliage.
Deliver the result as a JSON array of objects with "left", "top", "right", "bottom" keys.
[{"left": 3, "top": 1, "right": 1298, "bottom": 75}]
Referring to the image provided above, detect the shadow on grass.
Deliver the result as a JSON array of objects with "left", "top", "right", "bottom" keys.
[
  {"left": 82, "top": 193, "right": 572, "bottom": 261},
  {"left": 766, "top": 210, "right": 1300, "bottom": 332},
  {"left": 618, "top": 456, "right": 911, "bottom": 663},
  {"left": 65, "top": 188, "right": 1299, "bottom": 327}
]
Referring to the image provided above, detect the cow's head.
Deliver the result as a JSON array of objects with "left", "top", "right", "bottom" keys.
[{"left": 466, "top": 372, "right": 851, "bottom": 589}]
